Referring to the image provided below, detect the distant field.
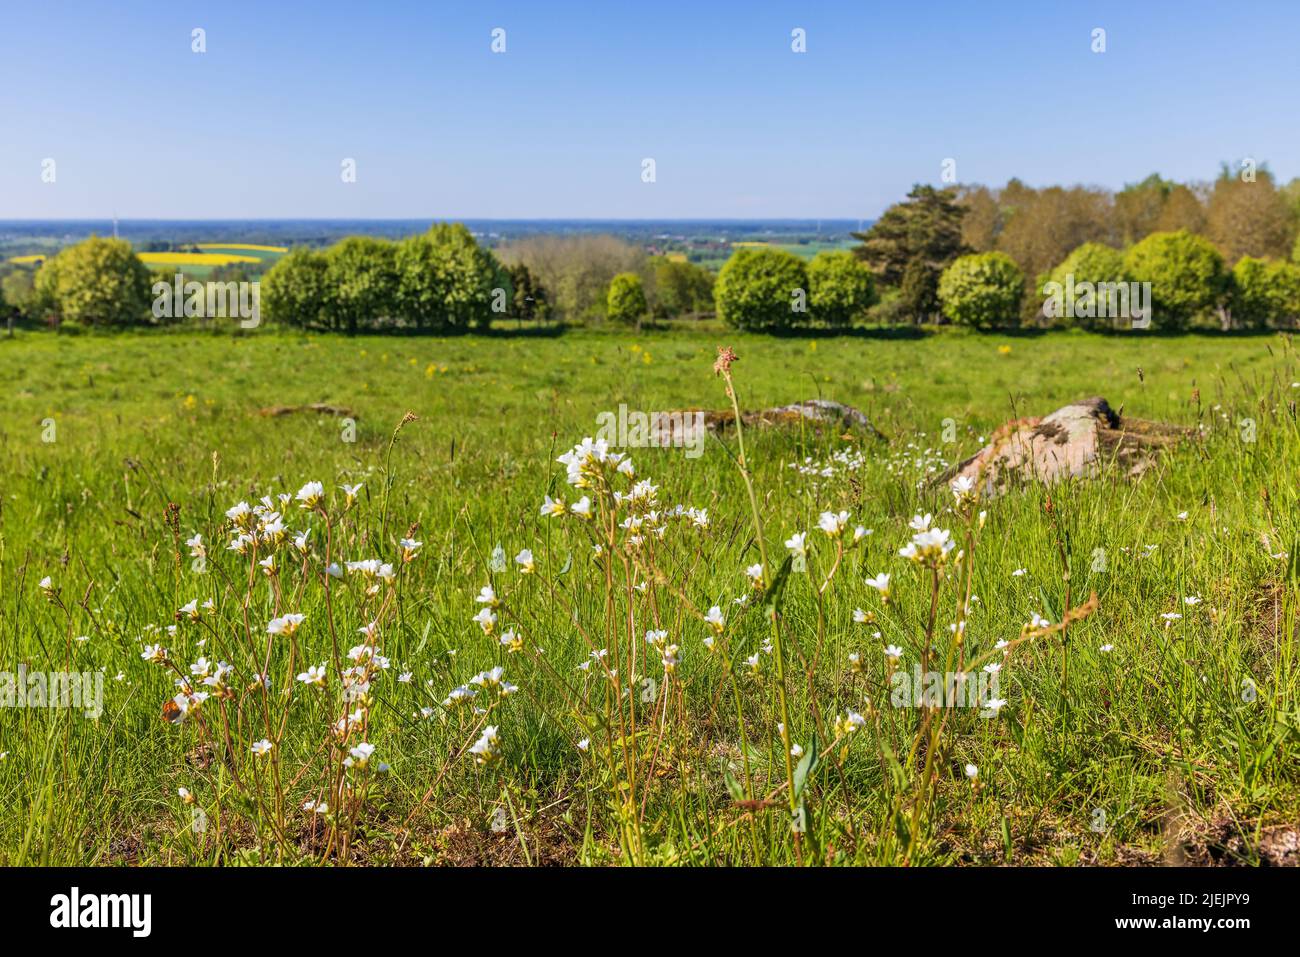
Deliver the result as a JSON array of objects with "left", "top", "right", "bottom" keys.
[{"left": 1, "top": 326, "right": 1296, "bottom": 865}]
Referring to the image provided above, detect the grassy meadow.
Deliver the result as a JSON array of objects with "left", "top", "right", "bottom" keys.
[{"left": 1, "top": 325, "right": 1298, "bottom": 865}]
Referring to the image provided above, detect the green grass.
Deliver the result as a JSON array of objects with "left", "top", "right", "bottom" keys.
[{"left": 1, "top": 325, "right": 1297, "bottom": 865}]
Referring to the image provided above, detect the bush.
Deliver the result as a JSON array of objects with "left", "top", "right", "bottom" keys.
[
  {"left": 1122, "top": 229, "right": 1226, "bottom": 330},
  {"left": 807, "top": 250, "right": 876, "bottom": 326},
  {"left": 714, "top": 248, "right": 809, "bottom": 331},
  {"left": 325, "top": 237, "right": 398, "bottom": 335},
  {"left": 396, "top": 224, "right": 507, "bottom": 331},
  {"left": 263, "top": 248, "right": 332, "bottom": 329},
  {"left": 1042, "top": 243, "right": 1128, "bottom": 329},
  {"left": 937, "top": 252, "right": 1024, "bottom": 328},
  {"left": 653, "top": 258, "right": 713, "bottom": 317},
  {"left": 1231, "top": 257, "right": 1300, "bottom": 328},
  {"left": 606, "top": 272, "right": 647, "bottom": 326},
  {"left": 34, "top": 236, "right": 153, "bottom": 327}
]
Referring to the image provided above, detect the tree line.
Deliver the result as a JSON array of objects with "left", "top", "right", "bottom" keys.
[{"left": 6, "top": 164, "right": 1298, "bottom": 333}]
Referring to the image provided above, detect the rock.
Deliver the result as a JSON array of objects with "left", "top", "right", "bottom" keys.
[
  {"left": 259, "top": 403, "right": 356, "bottom": 418},
  {"left": 648, "top": 399, "right": 881, "bottom": 447},
  {"left": 942, "top": 396, "right": 1191, "bottom": 497}
]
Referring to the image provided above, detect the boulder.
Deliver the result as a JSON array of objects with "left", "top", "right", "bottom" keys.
[
  {"left": 649, "top": 399, "right": 881, "bottom": 446},
  {"left": 941, "top": 396, "right": 1192, "bottom": 496}
]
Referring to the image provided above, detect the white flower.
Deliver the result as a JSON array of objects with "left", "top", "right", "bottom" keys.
[
  {"left": 400, "top": 538, "right": 422, "bottom": 562},
  {"left": 250, "top": 739, "right": 274, "bottom": 757},
  {"left": 295, "top": 481, "right": 325, "bottom": 510},
  {"left": 703, "top": 605, "right": 725, "bottom": 634},
  {"left": 178, "top": 786, "right": 194, "bottom": 804},
  {"left": 141, "top": 644, "right": 167, "bottom": 664},
  {"left": 38, "top": 576, "right": 54, "bottom": 593},
  {"left": 1176, "top": 510, "right": 1189, "bottom": 521},
  {"left": 908, "top": 513, "right": 933, "bottom": 532},
  {"left": 340, "top": 483, "right": 362, "bottom": 507},
  {"left": 303, "top": 800, "right": 329, "bottom": 814},
  {"left": 475, "top": 584, "right": 499, "bottom": 607},
  {"left": 865, "top": 572, "right": 891, "bottom": 600},
  {"left": 297, "top": 664, "right": 328, "bottom": 687},
  {"left": 964, "top": 763, "right": 979, "bottom": 779},
  {"left": 515, "top": 549, "right": 535, "bottom": 574},
  {"left": 469, "top": 726, "right": 501, "bottom": 766},
  {"left": 853, "top": 525, "right": 871, "bottom": 543},
  {"left": 267, "top": 613, "right": 305, "bottom": 637},
  {"left": 784, "top": 531, "right": 807, "bottom": 557},
  {"left": 577, "top": 738, "right": 590, "bottom": 752},
  {"left": 570, "top": 496, "right": 592, "bottom": 517},
  {"left": 1183, "top": 595, "right": 1202, "bottom": 606},
  {"left": 790, "top": 744, "right": 804, "bottom": 758},
  {"left": 293, "top": 529, "right": 311, "bottom": 554},
  {"left": 984, "top": 697, "right": 1007, "bottom": 713},
  {"left": 817, "top": 510, "right": 850, "bottom": 537},
  {"left": 853, "top": 608, "right": 871, "bottom": 624},
  {"left": 951, "top": 475, "right": 977, "bottom": 505},
  {"left": 472, "top": 607, "right": 497, "bottom": 635},
  {"left": 744, "top": 563, "right": 765, "bottom": 589},
  {"left": 1011, "top": 568, "right": 1027, "bottom": 577},
  {"left": 178, "top": 599, "right": 201, "bottom": 621},
  {"left": 185, "top": 534, "right": 205, "bottom": 557},
  {"left": 1099, "top": 644, "right": 1114, "bottom": 653},
  {"left": 541, "top": 494, "right": 567, "bottom": 517},
  {"left": 884, "top": 645, "right": 904, "bottom": 662},
  {"left": 344, "top": 742, "right": 376, "bottom": 770},
  {"left": 899, "top": 527, "right": 955, "bottom": 566},
  {"left": 983, "top": 662, "right": 1002, "bottom": 675}
]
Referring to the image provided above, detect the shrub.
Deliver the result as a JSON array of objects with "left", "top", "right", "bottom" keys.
[
  {"left": 937, "top": 252, "right": 1024, "bottom": 328},
  {"left": 1231, "top": 257, "right": 1300, "bottom": 328},
  {"left": 714, "top": 248, "right": 809, "bottom": 331},
  {"left": 325, "top": 237, "right": 398, "bottom": 334},
  {"left": 1122, "top": 230, "right": 1226, "bottom": 330},
  {"left": 807, "top": 250, "right": 876, "bottom": 326},
  {"left": 1042, "top": 243, "right": 1128, "bottom": 329},
  {"left": 606, "top": 272, "right": 648, "bottom": 326},
  {"left": 262, "top": 248, "right": 332, "bottom": 329},
  {"left": 34, "top": 237, "right": 153, "bottom": 327}
]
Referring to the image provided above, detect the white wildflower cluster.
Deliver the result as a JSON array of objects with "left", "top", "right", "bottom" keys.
[
  {"left": 898, "top": 513, "right": 956, "bottom": 568},
  {"left": 543, "top": 438, "right": 710, "bottom": 550}
]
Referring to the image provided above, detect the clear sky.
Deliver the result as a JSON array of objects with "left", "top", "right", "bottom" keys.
[{"left": 1, "top": 0, "right": 1295, "bottom": 220}]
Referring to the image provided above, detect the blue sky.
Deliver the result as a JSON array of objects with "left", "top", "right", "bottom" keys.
[{"left": 1, "top": 0, "right": 1295, "bottom": 219}]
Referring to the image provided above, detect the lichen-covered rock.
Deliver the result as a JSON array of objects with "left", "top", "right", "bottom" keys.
[
  {"left": 649, "top": 399, "right": 880, "bottom": 447},
  {"left": 943, "top": 396, "right": 1191, "bottom": 497}
]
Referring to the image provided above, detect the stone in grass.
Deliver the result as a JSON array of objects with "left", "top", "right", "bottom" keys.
[
  {"left": 942, "top": 396, "right": 1192, "bottom": 497},
  {"left": 648, "top": 399, "right": 882, "bottom": 447}
]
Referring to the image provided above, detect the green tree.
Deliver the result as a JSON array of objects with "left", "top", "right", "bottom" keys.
[
  {"left": 714, "top": 248, "right": 809, "bottom": 331},
  {"left": 653, "top": 257, "right": 713, "bottom": 317},
  {"left": 853, "top": 185, "right": 967, "bottom": 295},
  {"left": 262, "top": 247, "right": 332, "bottom": 329},
  {"left": 34, "top": 236, "right": 152, "bottom": 327},
  {"left": 325, "top": 237, "right": 397, "bottom": 335},
  {"left": 807, "top": 250, "right": 875, "bottom": 326},
  {"left": 507, "top": 261, "right": 550, "bottom": 322},
  {"left": 1043, "top": 242, "right": 1127, "bottom": 329},
  {"left": 1206, "top": 168, "right": 1293, "bottom": 264},
  {"left": 1230, "top": 257, "right": 1300, "bottom": 328},
  {"left": 1, "top": 267, "right": 37, "bottom": 322},
  {"left": 937, "top": 252, "right": 1024, "bottom": 328},
  {"left": 606, "top": 272, "right": 647, "bottom": 327},
  {"left": 395, "top": 224, "right": 505, "bottom": 331},
  {"left": 1123, "top": 229, "right": 1227, "bottom": 329}
]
